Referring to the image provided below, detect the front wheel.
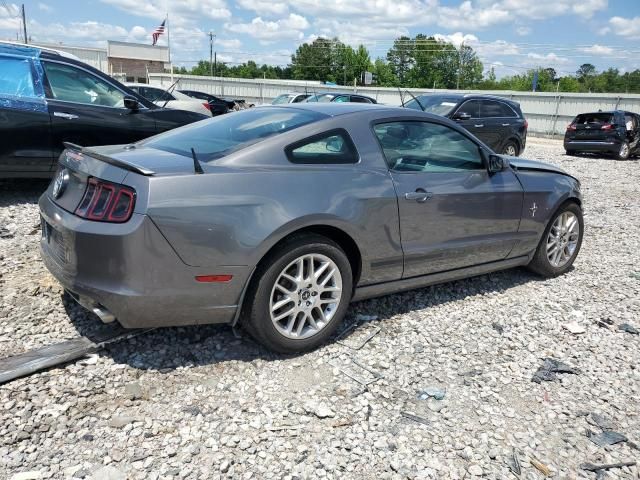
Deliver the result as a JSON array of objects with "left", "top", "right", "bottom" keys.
[
  {"left": 527, "top": 202, "right": 583, "bottom": 278},
  {"left": 243, "top": 234, "right": 353, "bottom": 353}
]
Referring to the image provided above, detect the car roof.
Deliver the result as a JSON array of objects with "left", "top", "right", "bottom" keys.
[
  {"left": 272, "top": 102, "right": 410, "bottom": 117},
  {"left": 419, "top": 92, "right": 520, "bottom": 105},
  {"left": 0, "top": 40, "right": 79, "bottom": 60}
]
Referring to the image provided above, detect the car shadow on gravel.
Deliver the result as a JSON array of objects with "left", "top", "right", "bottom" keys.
[
  {"left": 62, "top": 266, "right": 548, "bottom": 372},
  {"left": 0, "top": 179, "right": 50, "bottom": 207}
]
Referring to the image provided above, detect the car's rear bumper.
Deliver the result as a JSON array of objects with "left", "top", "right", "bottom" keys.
[
  {"left": 39, "top": 193, "right": 249, "bottom": 328},
  {"left": 564, "top": 139, "right": 621, "bottom": 153}
]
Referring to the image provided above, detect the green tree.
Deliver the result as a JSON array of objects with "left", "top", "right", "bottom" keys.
[
  {"left": 386, "top": 36, "right": 414, "bottom": 86},
  {"left": 291, "top": 38, "right": 339, "bottom": 82}
]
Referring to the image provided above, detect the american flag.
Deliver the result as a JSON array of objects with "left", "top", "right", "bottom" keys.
[{"left": 152, "top": 20, "right": 166, "bottom": 46}]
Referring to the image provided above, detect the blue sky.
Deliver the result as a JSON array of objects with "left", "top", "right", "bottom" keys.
[{"left": 1, "top": 0, "right": 639, "bottom": 78}]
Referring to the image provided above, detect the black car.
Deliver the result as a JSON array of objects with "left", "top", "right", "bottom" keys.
[
  {"left": 304, "top": 93, "right": 377, "bottom": 104},
  {"left": 564, "top": 110, "right": 640, "bottom": 160},
  {"left": 0, "top": 42, "right": 208, "bottom": 179},
  {"left": 403, "top": 94, "right": 528, "bottom": 156},
  {"left": 178, "top": 90, "right": 230, "bottom": 116}
]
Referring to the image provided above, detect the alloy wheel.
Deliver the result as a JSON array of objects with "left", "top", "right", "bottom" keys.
[
  {"left": 504, "top": 144, "right": 517, "bottom": 156},
  {"left": 269, "top": 253, "right": 343, "bottom": 339},
  {"left": 546, "top": 212, "right": 580, "bottom": 268},
  {"left": 620, "top": 143, "right": 630, "bottom": 159}
]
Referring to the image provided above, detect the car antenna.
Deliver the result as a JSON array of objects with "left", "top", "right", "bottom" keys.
[
  {"left": 190, "top": 147, "right": 204, "bottom": 175},
  {"left": 161, "top": 78, "right": 181, "bottom": 109},
  {"left": 403, "top": 89, "right": 426, "bottom": 111},
  {"left": 397, "top": 87, "right": 405, "bottom": 107}
]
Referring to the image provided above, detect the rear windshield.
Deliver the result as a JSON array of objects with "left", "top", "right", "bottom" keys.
[
  {"left": 574, "top": 113, "right": 614, "bottom": 125},
  {"left": 271, "top": 94, "right": 292, "bottom": 105},
  {"left": 142, "top": 107, "right": 325, "bottom": 162},
  {"left": 404, "top": 95, "right": 460, "bottom": 115}
]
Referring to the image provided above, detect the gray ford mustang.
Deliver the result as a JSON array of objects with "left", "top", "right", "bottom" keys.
[{"left": 40, "top": 103, "right": 583, "bottom": 353}]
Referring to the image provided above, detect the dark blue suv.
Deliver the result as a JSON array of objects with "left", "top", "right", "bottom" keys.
[{"left": 564, "top": 110, "right": 640, "bottom": 160}]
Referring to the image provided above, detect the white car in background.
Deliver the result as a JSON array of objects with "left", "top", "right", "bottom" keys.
[
  {"left": 125, "top": 83, "right": 213, "bottom": 117},
  {"left": 270, "top": 93, "right": 311, "bottom": 105}
]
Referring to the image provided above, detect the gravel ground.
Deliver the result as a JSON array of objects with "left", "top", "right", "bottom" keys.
[{"left": 0, "top": 137, "right": 639, "bottom": 480}]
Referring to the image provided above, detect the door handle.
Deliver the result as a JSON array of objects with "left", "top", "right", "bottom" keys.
[
  {"left": 405, "top": 190, "right": 433, "bottom": 202},
  {"left": 53, "top": 112, "right": 79, "bottom": 120},
  {"left": 474, "top": 124, "right": 484, "bottom": 128},
  {"left": 501, "top": 123, "right": 511, "bottom": 127}
]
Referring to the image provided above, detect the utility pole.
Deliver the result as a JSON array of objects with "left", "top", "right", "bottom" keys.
[
  {"left": 208, "top": 31, "right": 217, "bottom": 77},
  {"left": 209, "top": 31, "right": 214, "bottom": 77},
  {"left": 456, "top": 41, "right": 464, "bottom": 90},
  {"left": 21, "top": 4, "right": 27, "bottom": 44}
]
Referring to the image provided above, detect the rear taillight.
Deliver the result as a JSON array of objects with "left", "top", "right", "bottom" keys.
[
  {"left": 523, "top": 119, "right": 528, "bottom": 130},
  {"left": 75, "top": 177, "right": 136, "bottom": 223},
  {"left": 601, "top": 123, "right": 614, "bottom": 130},
  {"left": 203, "top": 102, "right": 211, "bottom": 111},
  {"left": 567, "top": 123, "right": 576, "bottom": 131}
]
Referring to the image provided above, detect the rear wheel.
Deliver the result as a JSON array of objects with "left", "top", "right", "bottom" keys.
[
  {"left": 528, "top": 202, "right": 583, "bottom": 278},
  {"left": 616, "top": 141, "right": 630, "bottom": 160},
  {"left": 565, "top": 150, "right": 576, "bottom": 156},
  {"left": 243, "top": 234, "right": 353, "bottom": 353},
  {"left": 502, "top": 141, "right": 519, "bottom": 156}
]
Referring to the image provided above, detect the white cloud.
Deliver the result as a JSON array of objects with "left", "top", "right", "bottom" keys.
[
  {"left": 608, "top": 16, "right": 640, "bottom": 39},
  {"left": 434, "top": 32, "right": 478, "bottom": 48},
  {"left": 526, "top": 52, "right": 570, "bottom": 64},
  {"left": 216, "top": 38, "right": 242, "bottom": 50},
  {"left": 38, "top": 2, "right": 53, "bottom": 13},
  {"left": 515, "top": 26, "right": 531, "bottom": 36},
  {"left": 572, "top": 0, "right": 608, "bottom": 18},
  {"left": 225, "top": 14, "right": 309, "bottom": 41},
  {"left": 237, "top": 0, "right": 289, "bottom": 16},
  {"left": 581, "top": 44, "right": 614, "bottom": 55},
  {"left": 100, "top": 0, "right": 231, "bottom": 24}
]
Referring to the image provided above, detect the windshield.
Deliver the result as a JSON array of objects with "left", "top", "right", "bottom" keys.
[
  {"left": 404, "top": 95, "right": 460, "bottom": 115},
  {"left": 142, "top": 107, "right": 325, "bottom": 162},
  {"left": 305, "top": 94, "right": 336, "bottom": 103},
  {"left": 271, "top": 94, "right": 292, "bottom": 105}
]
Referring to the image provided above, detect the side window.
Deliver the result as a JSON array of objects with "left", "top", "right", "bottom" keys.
[
  {"left": 374, "top": 121, "right": 483, "bottom": 172},
  {"left": 286, "top": 129, "right": 358, "bottom": 164},
  {"left": 455, "top": 100, "right": 480, "bottom": 118},
  {"left": 43, "top": 62, "right": 125, "bottom": 107},
  {"left": 0, "top": 57, "right": 36, "bottom": 98},
  {"left": 351, "top": 96, "right": 372, "bottom": 104},
  {"left": 333, "top": 95, "right": 349, "bottom": 103},
  {"left": 481, "top": 100, "right": 516, "bottom": 118},
  {"left": 480, "top": 100, "right": 503, "bottom": 118}
]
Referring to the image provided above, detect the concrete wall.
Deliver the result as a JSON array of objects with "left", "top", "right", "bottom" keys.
[{"left": 148, "top": 73, "right": 640, "bottom": 136}]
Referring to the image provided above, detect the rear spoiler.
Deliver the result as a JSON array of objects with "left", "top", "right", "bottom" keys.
[{"left": 63, "top": 142, "right": 155, "bottom": 176}]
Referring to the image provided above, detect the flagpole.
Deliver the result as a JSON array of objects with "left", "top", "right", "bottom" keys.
[{"left": 166, "top": 12, "right": 173, "bottom": 82}]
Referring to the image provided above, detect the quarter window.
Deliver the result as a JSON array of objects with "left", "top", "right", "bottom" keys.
[
  {"left": 286, "top": 130, "right": 358, "bottom": 164},
  {"left": 43, "top": 62, "right": 125, "bottom": 107},
  {"left": 374, "top": 121, "right": 483, "bottom": 172},
  {"left": 0, "top": 57, "right": 36, "bottom": 98}
]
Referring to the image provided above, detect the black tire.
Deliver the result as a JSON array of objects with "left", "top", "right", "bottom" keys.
[
  {"left": 242, "top": 233, "right": 353, "bottom": 353},
  {"left": 502, "top": 140, "right": 519, "bottom": 157},
  {"left": 616, "top": 141, "right": 630, "bottom": 160},
  {"left": 527, "top": 202, "right": 584, "bottom": 278},
  {"left": 565, "top": 150, "right": 576, "bottom": 156}
]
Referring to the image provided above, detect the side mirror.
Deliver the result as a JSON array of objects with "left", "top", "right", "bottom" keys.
[
  {"left": 487, "top": 154, "right": 508, "bottom": 173},
  {"left": 124, "top": 96, "right": 139, "bottom": 111},
  {"left": 453, "top": 112, "right": 472, "bottom": 121}
]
